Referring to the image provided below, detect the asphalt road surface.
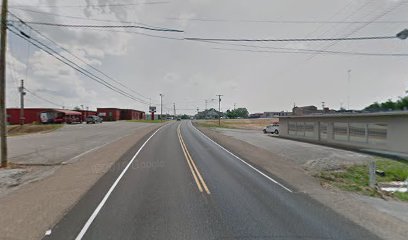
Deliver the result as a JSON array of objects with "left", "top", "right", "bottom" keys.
[
  {"left": 8, "top": 121, "right": 155, "bottom": 165},
  {"left": 46, "top": 121, "right": 380, "bottom": 240}
]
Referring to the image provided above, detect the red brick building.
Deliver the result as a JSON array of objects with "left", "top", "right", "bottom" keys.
[
  {"left": 7, "top": 108, "right": 51, "bottom": 124},
  {"left": 97, "top": 108, "right": 121, "bottom": 121},
  {"left": 97, "top": 108, "right": 145, "bottom": 121},
  {"left": 7, "top": 108, "right": 82, "bottom": 124},
  {"left": 76, "top": 110, "right": 97, "bottom": 121},
  {"left": 120, "top": 109, "right": 145, "bottom": 120}
]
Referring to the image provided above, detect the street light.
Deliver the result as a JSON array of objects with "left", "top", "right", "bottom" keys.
[{"left": 397, "top": 29, "right": 408, "bottom": 40}]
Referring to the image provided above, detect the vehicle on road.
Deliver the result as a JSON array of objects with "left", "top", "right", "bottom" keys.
[
  {"left": 263, "top": 123, "right": 279, "bottom": 134},
  {"left": 176, "top": 118, "right": 181, "bottom": 121},
  {"left": 86, "top": 115, "right": 103, "bottom": 124}
]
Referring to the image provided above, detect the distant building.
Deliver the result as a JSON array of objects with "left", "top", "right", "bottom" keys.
[
  {"left": 97, "top": 108, "right": 121, "bottom": 121},
  {"left": 196, "top": 108, "right": 222, "bottom": 119},
  {"left": 7, "top": 108, "right": 82, "bottom": 124},
  {"left": 292, "top": 105, "right": 335, "bottom": 116},
  {"left": 249, "top": 113, "right": 263, "bottom": 118},
  {"left": 76, "top": 109, "right": 97, "bottom": 120},
  {"left": 7, "top": 108, "right": 50, "bottom": 124},
  {"left": 263, "top": 111, "right": 291, "bottom": 118},
  {"left": 120, "top": 109, "right": 145, "bottom": 120},
  {"left": 97, "top": 108, "right": 146, "bottom": 121}
]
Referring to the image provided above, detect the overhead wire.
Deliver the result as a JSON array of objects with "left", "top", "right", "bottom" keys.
[
  {"left": 8, "top": 20, "right": 184, "bottom": 32},
  {"left": 8, "top": 11, "right": 153, "bottom": 101},
  {"left": 9, "top": 1, "right": 170, "bottom": 8},
  {"left": 8, "top": 25, "right": 151, "bottom": 106}
]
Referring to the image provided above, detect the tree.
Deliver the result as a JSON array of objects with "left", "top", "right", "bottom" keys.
[
  {"left": 180, "top": 114, "right": 190, "bottom": 119},
  {"left": 364, "top": 96, "right": 408, "bottom": 112},
  {"left": 73, "top": 106, "right": 81, "bottom": 111},
  {"left": 225, "top": 108, "right": 249, "bottom": 119}
]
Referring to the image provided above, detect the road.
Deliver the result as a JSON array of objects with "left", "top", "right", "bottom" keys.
[
  {"left": 46, "top": 121, "right": 380, "bottom": 240},
  {"left": 8, "top": 121, "right": 156, "bottom": 165}
]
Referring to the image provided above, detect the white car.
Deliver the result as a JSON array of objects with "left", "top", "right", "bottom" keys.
[{"left": 263, "top": 124, "right": 279, "bottom": 134}]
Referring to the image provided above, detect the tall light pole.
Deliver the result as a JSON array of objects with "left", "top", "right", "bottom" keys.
[
  {"left": 0, "top": 0, "right": 8, "bottom": 168},
  {"left": 19, "top": 80, "right": 26, "bottom": 126},
  {"left": 159, "top": 93, "right": 163, "bottom": 122},
  {"left": 347, "top": 69, "right": 351, "bottom": 111},
  {"left": 216, "top": 95, "right": 223, "bottom": 126}
]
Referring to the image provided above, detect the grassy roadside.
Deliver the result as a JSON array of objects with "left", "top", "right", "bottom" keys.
[
  {"left": 317, "top": 157, "right": 408, "bottom": 201},
  {"left": 127, "top": 120, "right": 165, "bottom": 123},
  {"left": 7, "top": 124, "right": 63, "bottom": 136},
  {"left": 195, "top": 118, "right": 278, "bottom": 130}
]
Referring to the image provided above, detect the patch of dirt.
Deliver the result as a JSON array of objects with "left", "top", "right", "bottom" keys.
[{"left": 7, "top": 124, "right": 62, "bottom": 136}]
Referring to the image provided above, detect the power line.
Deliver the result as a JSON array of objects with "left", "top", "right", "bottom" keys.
[
  {"left": 8, "top": 12, "right": 153, "bottom": 101},
  {"left": 9, "top": 1, "right": 170, "bottom": 8},
  {"left": 10, "top": 7, "right": 177, "bottom": 30},
  {"left": 8, "top": 26, "right": 150, "bottom": 105},
  {"left": 167, "top": 18, "right": 408, "bottom": 24},
  {"left": 212, "top": 47, "right": 408, "bottom": 57},
  {"left": 8, "top": 20, "right": 184, "bottom": 32},
  {"left": 192, "top": 39, "right": 408, "bottom": 57},
  {"left": 24, "top": 88, "right": 63, "bottom": 108},
  {"left": 185, "top": 35, "right": 397, "bottom": 42}
]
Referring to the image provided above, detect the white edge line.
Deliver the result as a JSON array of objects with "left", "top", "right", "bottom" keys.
[
  {"left": 190, "top": 122, "right": 293, "bottom": 193},
  {"left": 74, "top": 126, "right": 164, "bottom": 240}
]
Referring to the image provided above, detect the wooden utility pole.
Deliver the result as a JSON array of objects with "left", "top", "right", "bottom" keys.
[
  {"left": 0, "top": 0, "right": 8, "bottom": 168},
  {"left": 159, "top": 93, "right": 163, "bottom": 122},
  {"left": 19, "top": 80, "right": 26, "bottom": 125},
  {"left": 216, "top": 95, "right": 223, "bottom": 126}
]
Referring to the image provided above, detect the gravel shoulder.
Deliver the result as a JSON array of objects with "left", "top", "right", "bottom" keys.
[
  {"left": 0, "top": 123, "right": 163, "bottom": 240},
  {"left": 196, "top": 125, "right": 408, "bottom": 240}
]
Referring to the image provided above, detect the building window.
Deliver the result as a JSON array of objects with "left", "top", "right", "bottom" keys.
[
  {"left": 319, "top": 122, "right": 328, "bottom": 140},
  {"left": 368, "top": 123, "right": 387, "bottom": 145},
  {"left": 288, "top": 121, "right": 296, "bottom": 135},
  {"left": 305, "top": 122, "right": 315, "bottom": 137},
  {"left": 296, "top": 122, "right": 305, "bottom": 136},
  {"left": 333, "top": 122, "right": 348, "bottom": 141},
  {"left": 349, "top": 123, "right": 367, "bottom": 143}
]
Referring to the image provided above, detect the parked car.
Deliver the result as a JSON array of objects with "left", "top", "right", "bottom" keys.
[
  {"left": 263, "top": 123, "right": 279, "bottom": 134},
  {"left": 86, "top": 115, "right": 103, "bottom": 124}
]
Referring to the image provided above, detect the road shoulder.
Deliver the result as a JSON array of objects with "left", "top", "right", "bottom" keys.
[
  {"left": 0, "top": 123, "right": 163, "bottom": 240},
  {"left": 196, "top": 125, "right": 407, "bottom": 240}
]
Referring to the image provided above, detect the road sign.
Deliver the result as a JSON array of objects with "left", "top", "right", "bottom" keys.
[{"left": 149, "top": 106, "right": 156, "bottom": 113}]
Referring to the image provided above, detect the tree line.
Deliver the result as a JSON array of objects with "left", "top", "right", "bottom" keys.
[{"left": 364, "top": 96, "right": 408, "bottom": 112}]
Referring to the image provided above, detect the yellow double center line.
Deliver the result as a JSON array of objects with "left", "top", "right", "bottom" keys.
[{"left": 177, "top": 124, "right": 210, "bottom": 195}]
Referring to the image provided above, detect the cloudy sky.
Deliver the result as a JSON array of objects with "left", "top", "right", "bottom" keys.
[{"left": 6, "top": 0, "right": 408, "bottom": 114}]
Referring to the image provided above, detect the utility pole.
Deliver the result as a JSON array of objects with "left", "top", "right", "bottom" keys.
[
  {"left": 0, "top": 0, "right": 8, "bottom": 168},
  {"left": 173, "top": 102, "right": 176, "bottom": 118},
  {"left": 19, "top": 80, "right": 26, "bottom": 125},
  {"left": 216, "top": 95, "right": 223, "bottom": 126},
  {"left": 347, "top": 69, "right": 351, "bottom": 110},
  {"left": 159, "top": 93, "right": 163, "bottom": 122},
  {"left": 234, "top": 103, "right": 236, "bottom": 110}
]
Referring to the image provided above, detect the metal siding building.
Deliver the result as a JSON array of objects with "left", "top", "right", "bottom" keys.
[
  {"left": 97, "top": 108, "right": 121, "bottom": 121},
  {"left": 279, "top": 111, "right": 408, "bottom": 156},
  {"left": 7, "top": 108, "right": 51, "bottom": 124}
]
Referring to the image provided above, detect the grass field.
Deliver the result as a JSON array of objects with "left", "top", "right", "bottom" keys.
[
  {"left": 7, "top": 124, "right": 63, "bottom": 136},
  {"left": 318, "top": 157, "right": 408, "bottom": 201},
  {"left": 195, "top": 118, "right": 279, "bottom": 130}
]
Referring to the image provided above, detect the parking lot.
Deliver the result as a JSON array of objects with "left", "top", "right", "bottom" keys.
[
  {"left": 212, "top": 128, "right": 373, "bottom": 172},
  {"left": 8, "top": 121, "right": 157, "bottom": 165}
]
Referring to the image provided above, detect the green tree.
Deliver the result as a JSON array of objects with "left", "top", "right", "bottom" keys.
[
  {"left": 225, "top": 108, "right": 249, "bottom": 119},
  {"left": 364, "top": 96, "right": 408, "bottom": 111}
]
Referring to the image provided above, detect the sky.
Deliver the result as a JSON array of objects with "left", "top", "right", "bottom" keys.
[{"left": 5, "top": 0, "right": 408, "bottom": 115}]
